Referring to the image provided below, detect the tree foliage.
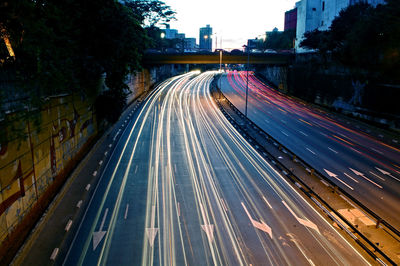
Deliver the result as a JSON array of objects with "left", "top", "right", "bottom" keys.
[
  {"left": 264, "top": 29, "right": 296, "bottom": 50},
  {"left": 123, "top": 0, "right": 176, "bottom": 26},
  {"left": 0, "top": 0, "right": 174, "bottom": 132},
  {"left": 300, "top": 1, "right": 400, "bottom": 81}
]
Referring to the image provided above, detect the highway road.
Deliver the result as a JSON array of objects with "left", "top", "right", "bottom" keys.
[
  {"left": 221, "top": 71, "right": 400, "bottom": 230},
  {"left": 63, "top": 71, "right": 370, "bottom": 265}
]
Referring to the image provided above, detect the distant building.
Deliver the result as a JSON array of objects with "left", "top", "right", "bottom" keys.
[
  {"left": 247, "top": 38, "right": 264, "bottom": 52},
  {"left": 184, "top": 38, "right": 197, "bottom": 52},
  {"left": 176, "top": 33, "right": 186, "bottom": 40},
  {"left": 165, "top": 24, "right": 178, "bottom": 39},
  {"left": 295, "top": 0, "right": 386, "bottom": 52},
  {"left": 199, "top": 25, "right": 212, "bottom": 52},
  {"left": 284, "top": 8, "right": 298, "bottom": 31}
]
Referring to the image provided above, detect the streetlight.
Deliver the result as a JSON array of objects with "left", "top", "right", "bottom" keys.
[
  {"left": 160, "top": 32, "right": 165, "bottom": 53},
  {"left": 242, "top": 45, "right": 250, "bottom": 117},
  {"left": 219, "top": 49, "right": 222, "bottom": 72}
]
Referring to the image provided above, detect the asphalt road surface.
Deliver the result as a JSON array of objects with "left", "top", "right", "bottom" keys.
[
  {"left": 63, "top": 71, "right": 370, "bottom": 265},
  {"left": 220, "top": 71, "right": 400, "bottom": 230}
]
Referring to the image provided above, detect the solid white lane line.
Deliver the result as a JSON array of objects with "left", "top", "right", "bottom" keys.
[
  {"left": 343, "top": 173, "right": 359, "bottom": 183},
  {"left": 369, "top": 171, "right": 385, "bottom": 181},
  {"left": 306, "top": 148, "right": 316, "bottom": 155},
  {"left": 328, "top": 147, "right": 338, "bottom": 154}
]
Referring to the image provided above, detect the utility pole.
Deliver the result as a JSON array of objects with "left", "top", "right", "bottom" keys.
[{"left": 243, "top": 45, "right": 250, "bottom": 117}]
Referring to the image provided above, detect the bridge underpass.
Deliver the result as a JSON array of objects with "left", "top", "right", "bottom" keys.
[{"left": 142, "top": 53, "right": 292, "bottom": 65}]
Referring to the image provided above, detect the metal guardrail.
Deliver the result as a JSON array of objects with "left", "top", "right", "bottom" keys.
[{"left": 210, "top": 79, "right": 397, "bottom": 265}]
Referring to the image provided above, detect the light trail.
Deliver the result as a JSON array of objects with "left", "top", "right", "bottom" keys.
[{"left": 65, "top": 71, "right": 371, "bottom": 266}]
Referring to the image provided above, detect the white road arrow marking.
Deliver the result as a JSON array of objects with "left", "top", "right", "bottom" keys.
[
  {"left": 93, "top": 208, "right": 108, "bottom": 251},
  {"left": 349, "top": 168, "right": 383, "bottom": 189},
  {"left": 146, "top": 205, "right": 158, "bottom": 247},
  {"left": 201, "top": 224, "right": 215, "bottom": 242},
  {"left": 200, "top": 203, "right": 214, "bottom": 242},
  {"left": 324, "top": 169, "right": 354, "bottom": 190},
  {"left": 349, "top": 168, "right": 363, "bottom": 176},
  {"left": 376, "top": 167, "right": 400, "bottom": 182},
  {"left": 282, "top": 201, "right": 320, "bottom": 234},
  {"left": 241, "top": 202, "right": 272, "bottom": 239}
]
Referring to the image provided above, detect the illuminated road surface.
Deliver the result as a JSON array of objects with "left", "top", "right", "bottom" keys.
[
  {"left": 64, "top": 72, "right": 370, "bottom": 265},
  {"left": 221, "top": 71, "right": 400, "bottom": 229}
]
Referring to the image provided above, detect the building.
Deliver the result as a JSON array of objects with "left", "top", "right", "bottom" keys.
[
  {"left": 246, "top": 38, "right": 264, "bottom": 52},
  {"left": 294, "top": 0, "right": 386, "bottom": 52},
  {"left": 165, "top": 24, "right": 178, "bottom": 39},
  {"left": 284, "top": 8, "right": 298, "bottom": 31},
  {"left": 184, "top": 38, "right": 197, "bottom": 52},
  {"left": 199, "top": 24, "right": 212, "bottom": 52},
  {"left": 176, "top": 33, "right": 185, "bottom": 40}
]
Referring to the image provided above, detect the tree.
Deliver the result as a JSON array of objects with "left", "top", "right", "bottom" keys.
[
  {"left": 122, "top": 0, "right": 176, "bottom": 26},
  {"left": 299, "top": 1, "right": 400, "bottom": 81},
  {"left": 264, "top": 29, "right": 296, "bottom": 50}
]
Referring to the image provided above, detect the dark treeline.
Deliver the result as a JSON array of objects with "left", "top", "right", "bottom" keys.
[{"left": 300, "top": 0, "right": 400, "bottom": 83}]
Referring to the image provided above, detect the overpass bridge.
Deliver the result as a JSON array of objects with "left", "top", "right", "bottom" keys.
[{"left": 143, "top": 53, "right": 292, "bottom": 65}]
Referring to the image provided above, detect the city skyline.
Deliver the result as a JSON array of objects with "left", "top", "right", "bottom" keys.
[{"left": 163, "top": 0, "right": 298, "bottom": 49}]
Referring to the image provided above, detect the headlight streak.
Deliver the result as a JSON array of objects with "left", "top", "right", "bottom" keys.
[
  {"left": 71, "top": 70, "right": 372, "bottom": 265},
  {"left": 75, "top": 75, "right": 179, "bottom": 265},
  {"left": 203, "top": 73, "right": 371, "bottom": 265},
  {"left": 100, "top": 73, "right": 196, "bottom": 266}
]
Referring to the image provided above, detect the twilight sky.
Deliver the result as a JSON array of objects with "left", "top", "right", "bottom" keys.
[{"left": 162, "top": 0, "right": 298, "bottom": 50}]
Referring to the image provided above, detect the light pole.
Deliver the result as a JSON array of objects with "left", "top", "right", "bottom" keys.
[
  {"left": 243, "top": 45, "right": 250, "bottom": 117},
  {"left": 219, "top": 49, "right": 222, "bottom": 97},
  {"left": 160, "top": 32, "right": 165, "bottom": 53},
  {"left": 219, "top": 49, "right": 222, "bottom": 72}
]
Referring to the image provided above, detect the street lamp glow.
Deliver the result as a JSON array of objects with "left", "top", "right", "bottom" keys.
[{"left": 160, "top": 32, "right": 165, "bottom": 39}]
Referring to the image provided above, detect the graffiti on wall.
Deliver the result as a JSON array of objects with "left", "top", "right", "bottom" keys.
[{"left": 0, "top": 95, "right": 96, "bottom": 243}]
